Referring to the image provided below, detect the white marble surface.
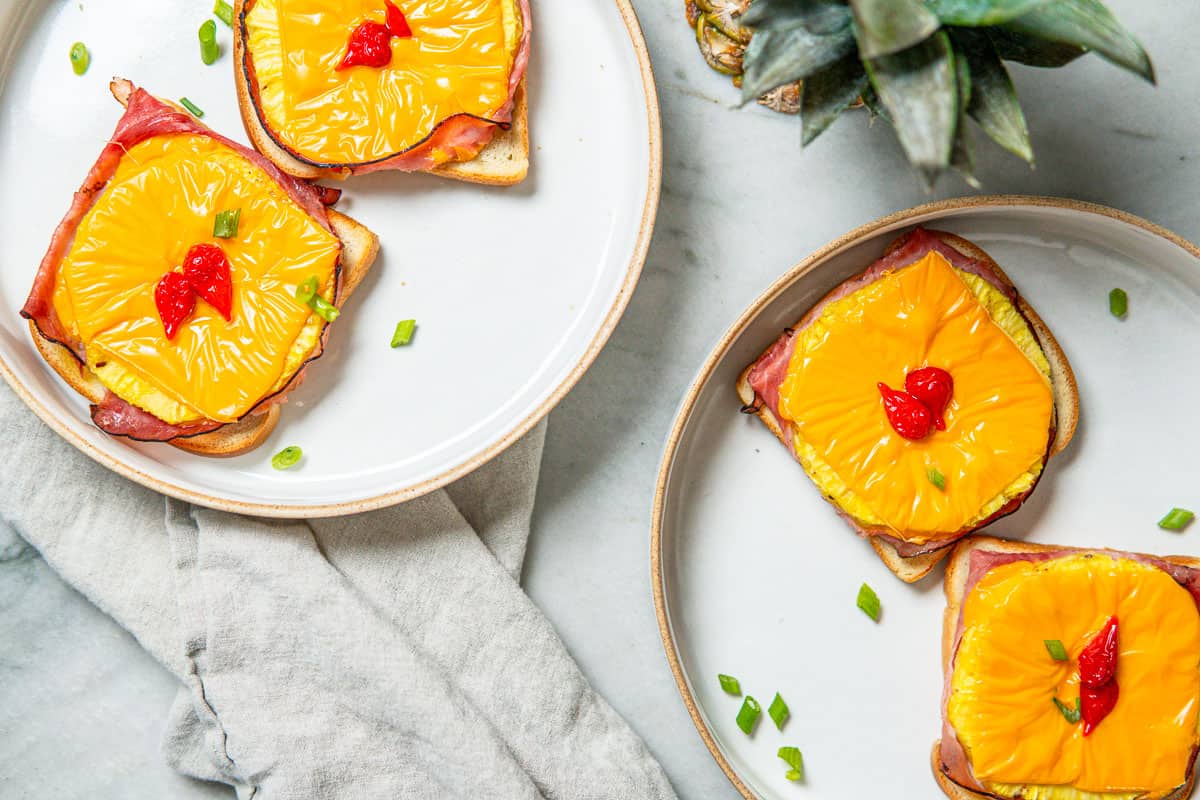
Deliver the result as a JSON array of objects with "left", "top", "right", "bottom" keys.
[{"left": 4, "top": 0, "right": 1200, "bottom": 797}]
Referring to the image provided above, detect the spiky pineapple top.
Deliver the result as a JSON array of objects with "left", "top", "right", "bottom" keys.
[{"left": 686, "top": 0, "right": 1154, "bottom": 184}]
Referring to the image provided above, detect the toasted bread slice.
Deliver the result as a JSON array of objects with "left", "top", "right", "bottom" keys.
[
  {"left": 32, "top": 209, "right": 377, "bottom": 457},
  {"left": 30, "top": 82, "right": 381, "bottom": 457},
  {"left": 736, "top": 230, "right": 1080, "bottom": 583},
  {"left": 232, "top": 0, "right": 529, "bottom": 186},
  {"left": 932, "top": 536, "right": 1200, "bottom": 800}
]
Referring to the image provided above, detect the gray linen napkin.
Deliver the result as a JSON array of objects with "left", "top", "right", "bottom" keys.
[{"left": 0, "top": 382, "right": 676, "bottom": 799}]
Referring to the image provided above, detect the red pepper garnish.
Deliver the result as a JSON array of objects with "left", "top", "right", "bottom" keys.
[
  {"left": 338, "top": 1, "right": 412, "bottom": 70},
  {"left": 905, "top": 366, "right": 954, "bottom": 431},
  {"left": 183, "top": 243, "right": 234, "bottom": 321},
  {"left": 1078, "top": 616, "right": 1119, "bottom": 736},
  {"left": 877, "top": 383, "right": 933, "bottom": 441},
  {"left": 1081, "top": 681, "right": 1119, "bottom": 736},
  {"left": 154, "top": 272, "right": 196, "bottom": 340}
]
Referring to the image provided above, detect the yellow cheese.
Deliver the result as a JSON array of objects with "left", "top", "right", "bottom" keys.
[
  {"left": 777, "top": 251, "right": 1054, "bottom": 540},
  {"left": 53, "top": 134, "right": 341, "bottom": 424},
  {"left": 246, "top": 0, "right": 522, "bottom": 165},
  {"left": 949, "top": 554, "right": 1200, "bottom": 797}
]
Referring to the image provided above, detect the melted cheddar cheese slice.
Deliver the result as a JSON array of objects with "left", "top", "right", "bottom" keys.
[
  {"left": 776, "top": 251, "right": 1054, "bottom": 540},
  {"left": 949, "top": 555, "right": 1200, "bottom": 797},
  {"left": 245, "top": 0, "right": 522, "bottom": 165},
  {"left": 53, "top": 133, "right": 341, "bottom": 424}
]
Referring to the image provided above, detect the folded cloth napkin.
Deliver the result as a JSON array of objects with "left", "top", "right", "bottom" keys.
[{"left": 0, "top": 382, "right": 676, "bottom": 800}]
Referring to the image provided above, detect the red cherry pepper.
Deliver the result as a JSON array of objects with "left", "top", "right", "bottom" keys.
[
  {"left": 1079, "top": 616, "right": 1119, "bottom": 688},
  {"left": 183, "top": 243, "right": 234, "bottom": 321},
  {"left": 877, "top": 383, "right": 933, "bottom": 441},
  {"left": 1078, "top": 616, "right": 1119, "bottom": 736},
  {"left": 905, "top": 366, "right": 954, "bottom": 431},
  {"left": 154, "top": 272, "right": 196, "bottom": 340},
  {"left": 1081, "top": 680, "right": 1119, "bottom": 737},
  {"left": 339, "top": 1, "right": 412, "bottom": 70}
]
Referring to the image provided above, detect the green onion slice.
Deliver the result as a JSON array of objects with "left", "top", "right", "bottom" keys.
[
  {"left": 717, "top": 674, "right": 741, "bottom": 696},
  {"left": 857, "top": 582, "right": 881, "bottom": 622},
  {"left": 1159, "top": 508, "right": 1195, "bottom": 531},
  {"left": 179, "top": 97, "right": 204, "bottom": 118},
  {"left": 214, "top": 0, "right": 234, "bottom": 26},
  {"left": 768, "top": 693, "right": 789, "bottom": 731},
  {"left": 391, "top": 319, "right": 417, "bottom": 348},
  {"left": 927, "top": 467, "right": 946, "bottom": 491},
  {"left": 1044, "top": 639, "right": 1068, "bottom": 662},
  {"left": 199, "top": 20, "right": 219, "bottom": 65},
  {"left": 295, "top": 275, "right": 319, "bottom": 304},
  {"left": 1053, "top": 696, "right": 1081, "bottom": 724},
  {"left": 69, "top": 42, "right": 90, "bottom": 76},
  {"left": 271, "top": 446, "right": 302, "bottom": 471},
  {"left": 1109, "top": 288, "right": 1128, "bottom": 318},
  {"left": 213, "top": 208, "right": 241, "bottom": 239},
  {"left": 778, "top": 746, "right": 804, "bottom": 782},
  {"left": 735, "top": 696, "right": 761, "bottom": 735},
  {"left": 309, "top": 295, "right": 340, "bottom": 323}
]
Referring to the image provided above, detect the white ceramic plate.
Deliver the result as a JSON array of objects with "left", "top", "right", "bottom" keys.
[
  {"left": 0, "top": 0, "right": 659, "bottom": 516},
  {"left": 652, "top": 197, "right": 1200, "bottom": 799}
]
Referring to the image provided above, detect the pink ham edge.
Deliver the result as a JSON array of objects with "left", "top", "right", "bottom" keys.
[
  {"left": 938, "top": 546, "right": 1200, "bottom": 796},
  {"left": 744, "top": 227, "right": 1036, "bottom": 556},
  {"left": 339, "top": 0, "right": 532, "bottom": 174},
  {"left": 21, "top": 84, "right": 341, "bottom": 442}
]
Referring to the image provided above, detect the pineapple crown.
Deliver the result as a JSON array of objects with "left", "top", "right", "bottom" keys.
[{"left": 732, "top": 0, "right": 1154, "bottom": 185}]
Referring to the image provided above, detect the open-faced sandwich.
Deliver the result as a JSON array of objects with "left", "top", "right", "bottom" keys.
[
  {"left": 935, "top": 536, "right": 1200, "bottom": 800},
  {"left": 233, "top": 0, "right": 531, "bottom": 184},
  {"left": 737, "top": 228, "right": 1078, "bottom": 582},
  {"left": 20, "top": 79, "right": 379, "bottom": 456}
]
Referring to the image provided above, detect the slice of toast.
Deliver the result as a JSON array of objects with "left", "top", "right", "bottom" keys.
[
  {"left": 932, "top": 536, "right": 1200, "bottom": 800},
  {"left": 232, "top": 0, "right": 529, "bottom": 186},
  {"left": 736, "top": 230, "right": 1080, "bottom": 583},
  {"left": 29, "top": 82, "right": 381, "bottom": 457}
]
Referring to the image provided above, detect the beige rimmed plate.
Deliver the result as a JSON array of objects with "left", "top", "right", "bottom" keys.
[
  {"left": 0, "top": 0, "right": 660, "bottom": 517},
  {"left": 652, "top": 196, "right": 1200, "bottom": 799}
]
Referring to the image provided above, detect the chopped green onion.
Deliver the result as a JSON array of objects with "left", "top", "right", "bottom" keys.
[
  {"left": 214, "top": 0, "right": 234, "bottom": 27},
  {"left": 295, "top": 275, "right": 319, "bottom": 304},
  {"left": 69, "top": 42, "right": 90, "bottom": 76},
  {"left": 309, "top": 295, "right": 340, "bottom": 323},
  {"left": 1053, "top": 696, "right": 1081, "bottom": 724},
  {"left": 768, "top": 693, "right": 789, "bottom": 731},
  {"left": 199, "top": 20, "right": 219, "bottom": 65},
  {"left": 179, "top": 97, "right": 204, "bottom": 118},
  {"left": 717, "top": 674, "right": 741, "bottom": 696},
  {"left": 735, "top": 696, "right": 761, "bottom": 735},
  {"left": 1109, "top": 288, "right": 1128, "bottom": 318},
  {"left": 391, "top": 319, "right": 417, "bottom": 348},
  {"left": 1044, "top": 639, "right": 1068, "bottom": 662},
  {"left": 927, "top": 467, "right": 946, "bottom": 491},
  {"left": 271, "top": 446, "right": 302, "bottom": 471},
  {"left": 857, "top": 582, "right": 881, "bottom": 622},
  {"left": 1159, "top": 508, "right": 1195, "bottom": 532},
  {"left": 213, "top": 208, "right": 241, "bottom": 239},
  {"left": 778, "top": 746, "right": 804, "bottom": 782}
]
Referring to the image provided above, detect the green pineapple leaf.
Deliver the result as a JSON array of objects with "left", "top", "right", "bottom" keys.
[
  {"left": 925, "top": 0, "right": 1048, "bottom": 26},
  {"left": 1005, "top": 0, "right": 1154, "bottom": 82},
  {"left": 986, "top": 27, "right": 1086, "bottom": 67},
  {"left": 800, "top": 54, "right": 870, "bottom": 146},
  {"left": 864, "top": 30, "right": 959, "bottom": 171},
  {"left": 739, "top": 0, "right": 855, "bottom": 103},
  {"left": 953, "top": 28, "right": 1033, "bottom": 162},
  {"left": 850, "top": 0, "right": 941, "bottom": 59},
  {"left": 950, "top": 39, "right": 981, "bottom": 188},
  {"left": 860, "top": 84, "right": 891, "bottom": 123}
]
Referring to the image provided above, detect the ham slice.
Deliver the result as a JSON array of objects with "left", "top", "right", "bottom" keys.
[
  {"left": 938, "top": 546, "right": 1200, "bottom": 796},
  {"left": 20, "top": 84, "right": 339, "bottom": 442},
  {"left": 744, "top": 227, "right": 1050, "bottom": 555}
]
